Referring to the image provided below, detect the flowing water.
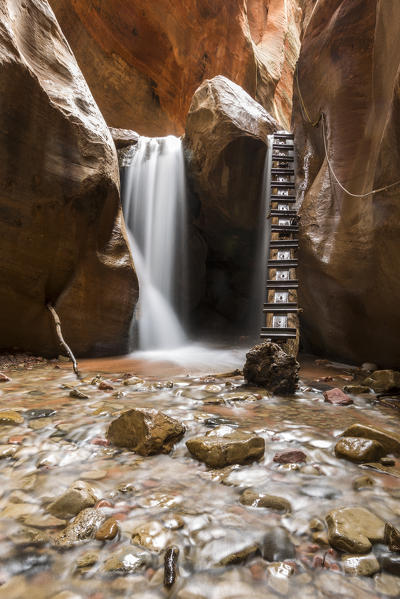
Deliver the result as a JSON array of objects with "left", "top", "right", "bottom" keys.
[
  {"left": 121, "top": 136, "right": 187, "bottom": 350},
  {"left": 0, "top": 354, "right": 400, "bottom": 598}
]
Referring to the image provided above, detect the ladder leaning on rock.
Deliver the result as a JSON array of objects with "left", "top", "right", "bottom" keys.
[{"left": 260, "top": 131, "right": 300, "bottom": 357}]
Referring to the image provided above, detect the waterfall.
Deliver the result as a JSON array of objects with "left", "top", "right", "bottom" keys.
[{"left": 121, "top": 135, "right": 187, "bottom": 350}]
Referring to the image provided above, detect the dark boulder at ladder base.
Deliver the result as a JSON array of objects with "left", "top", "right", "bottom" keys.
[{"left": 243, "top": 341, "right": 299, "bottom": 394}]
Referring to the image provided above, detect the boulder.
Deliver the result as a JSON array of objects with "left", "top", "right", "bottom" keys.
[
  {"left": 47, "top": 481, "right": 98, "bottom": 520},
  {"left": 186, "top": 426, "right": 265, "bottom": 468},
  {"left": 0, "top": 0, "right": 138, "bottom": 358},
  {"left": 343, "top": 385, "right": 371, "bottom": 395},
  {"left": 334, "top": 437, "right": 386, "bottom": 464},
  {"left": 323, "top": 388, "right": 353, "bottom": 406},
  {"left": 340, "top": 424, "right": 400, "bottom": 455},
  {"left": 184, "top": 76, "right": 279, "bottom": 329},
  {"left": 106, "top": 408, "right": 186, "bottom": 455},
  {"left": 49, "top": 0, "right": 303, "bottom": 135},
  {"left": 244, "top": 341, "right": 299, "bottom": 394},
  {"left": 363, "top": 370, "right": 400, "bottom": 393},
  {"left": 384, "top": 522, "right": 400, "bottom": 552},
  {"left": 326, "top": 507, "right": 385, "bottom": 554},
  {"left": 294, "top": 0, "right": 400, "bottom": 368},
  {"left": 240, "top": 489, "right": 291, "bottom": 513}
]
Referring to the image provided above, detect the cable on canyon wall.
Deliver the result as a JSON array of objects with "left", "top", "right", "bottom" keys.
[
  {"left": 295, "top": 0, "right": 400, "bottom": 198},
  {"left": 47, "top": 304, "right": 82, "bottom": 380}
]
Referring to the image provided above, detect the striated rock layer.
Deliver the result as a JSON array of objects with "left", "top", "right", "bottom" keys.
[
  {"left": 0, "top": 0, "right": 138, "bottom": 357},
  {"left": 49, "top": 0, "right": 303, "bottom": 135},
  {"left": 294, "top": 0, "right": 400, "bottom": 367}
]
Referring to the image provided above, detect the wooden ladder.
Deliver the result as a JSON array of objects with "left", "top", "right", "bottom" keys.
[{"left": 260, "top": 132, "right": 300, "bottom": 356}]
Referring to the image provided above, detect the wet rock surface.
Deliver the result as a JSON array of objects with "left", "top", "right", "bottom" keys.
[
  {"left": 107, "top": 408, "right": 186, "bottom": 455},
  {"left": 0, "top": 357, "right": 398, "bottom": 597},
  {"left": 186, "top": 427, "right": 265, "bottom": 467},
  {"left": 326, "top": 507, "right": 385, "bottom": 554},
  {"left": 244, "top": 341, "right": 299, "bottom": 394},
  {"left": 363, "top": 370, "right": 400, "bottom": 394},
  {"left": 335, "top": 437, "right": 386, "bottom": 464},
  {"left": 323, "top": 388, "right": 353, "bottom": 406},
  {"left": 47, "top": 481, "right": 98, "bottom": 520},
  {"left": 341, "top": 424, "right": 400, "bottom": 455}
]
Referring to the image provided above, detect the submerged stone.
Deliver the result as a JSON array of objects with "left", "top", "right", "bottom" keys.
[
  {"left": 341, "top": 553, "right": 380, "bottom": 576},
  {"left": 243, "top": 341, "right": 299, "bottom": 394},
  {"left": 363, "top": 370, "right": 400, "bottom": 393},
  {"left": 334, "top": 437, "right": 386, "bottom": 463},
  {"left": 107, "top": 408, "right": 185, "bottom": 455},
  {"left": 341, "top": 423, "right": 400, "bottom": 455},
  {"left": 323, "top": 388, "right": 353, "bottom": 405},
  {"left": 102, "top": 547, "right": 152, "bottom": 574},
  {"left": 47, "top": 481, "right": 98, "bottom": 520},
  {"left": 0, "top": 411, "right": 24, "bottom": 425},
  {"left": 95, "top": 517, "right": 119, "bottom": 541},
  {"left": 261, "top": 527, "right": 296, "bottom": 561},
  {"left": 186, "top": 427, "right": 265, "bottom": 468},
  {"left": 273, "top": 449, "right": 307, "bottom": 464},
  {"left": 240, "top": 489, "right": 291, "bottom": 512},
  {"left": 53, "top": 508, "right": 106, "bottom": 549},
  {"left": 326, "top": 507, "right": 384, "bottom": 554}
]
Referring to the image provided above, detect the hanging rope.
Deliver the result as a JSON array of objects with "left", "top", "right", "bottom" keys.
[{"left": 295, "top": 3, "right": 400, "bottom": 198}]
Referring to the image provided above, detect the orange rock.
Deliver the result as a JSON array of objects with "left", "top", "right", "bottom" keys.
[{"left": 49, "top": 0, "right": 304, "bottom": 135}]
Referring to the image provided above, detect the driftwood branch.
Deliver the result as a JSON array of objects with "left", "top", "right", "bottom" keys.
[{"left": 47, "top": 304, "right": 82, "bottom": 380}]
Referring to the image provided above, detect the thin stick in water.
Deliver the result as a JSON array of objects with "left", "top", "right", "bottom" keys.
[{"left": 47, "top": 304, "right": 82, "bottom": 380}]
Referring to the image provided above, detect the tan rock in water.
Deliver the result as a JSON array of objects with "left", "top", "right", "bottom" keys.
[
  {"left": 47, "top": 481, "right": 98, "bottom": 520},
  {"left": 53, "top": 508, "right": 106, "bottom": 549},
  {"left": 0, "top": 411, "right": 24, "bottom": 425},
  {"left": 186, "top": 426, "right": 265, "bottom": 468},
  {"left": 342, "top": 553, "right": 380, "bottom": 576},
  {"left": 240, "top": 489, "right": 291, "bottom": 513},
  {"left": 107, "top": 408, "right": 185, "bottom": 455},
  {"left": 341, "top": 424, "right": 400, "bottom": 455},
  {"left": 326, "top": 507, "right": 384, "bottom": 554},
  {"left": 363, "top": 370, "right": 400, "bottom": 393},
  {"left": 334, "top": 437, "right": 386, "bottom": 463}
]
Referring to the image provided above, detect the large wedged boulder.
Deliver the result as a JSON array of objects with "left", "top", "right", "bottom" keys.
[
  {"left": 0, "top": 0, "right": 138, "bottom": 357},
  {"left": 49, "top": 0, "right": 303, "bottom": 135},
  {"left": 244, "top": 341, "right": 299, "bottom": 394},
  {"left": 184, "top": 76, "right": 279, "bottom": 329},
  {"left": 294, "top": 0, "right": 400, "bottom": 368}
]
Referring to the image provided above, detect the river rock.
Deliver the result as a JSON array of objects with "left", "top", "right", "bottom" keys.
[
  {"left": 0, "top": 372, "right": 10, "bottom": 382},
  {"left": 384, "top": 522, "right": 400, "bottom": 552},
  {"left": 69, "top": 389, "right": 89, "bottom": 400},
  {"left": 340, "top": 424, "right": 400, "bottom": 455},
  {"left": 95, "top": 517, "right": 119, "bottom": 541},
  {"left": 342, "top": 553, "right": 380, "bottom": 576},
  {"left": 54, "top": 508, "right": 106, "bottom": 549},
  {"left": 24, "top": 408, "right": 56, "bottom": 420},
  {"left": 363, "top": 370, "right": 400, "bottom": 393},
  {"left": 334, "top": 437, "right": 386, "bottom": 463},
  {"left": 102, "top": 547, "right": 152, "bottom": 574},
  {"left": 186, "top": 427, "right": 265, "bottom": 468},
  {"left": 0, "top": 411, "right": 24, "bottom": 425},
  {"left": 131, "top": 521, "right": 170, "bottom": 552},
  {"left": 0, "top": 445, "right": 18, "bottom": 458},
  {"left": 380, "top": 553, "right": 400, "bottom": 576},
  {"left": 326, "top": 507, "right": 385, "bottom": 554},
  {"left": 262, "top": 527, "right": 296, "bottom": 561},
  {"left": 240, "top": 489, "right": 291, "bottom": 513},
  {"left": 273, "top": 449, "right": 307, "bottom": 464},
  {"left": 353, "top": 475, "right": 375, "bottom": 491},
  {"left": 47, "top": 481, "right": 98, "bottom": 520},
  {"left": 243, "top": 342, "right": 299, "bottom": 394},
  {"left": 0, "top": 0, "right": 138, "bottom": 358},
  {"left": 343, "top": 385, "right": 371, "bottom": 395},
  {"left": 107, "top": 408, "right": 185, "bottom": 455},
  {"left": 76, "top": 551, "right": 99, "bottom": 569},
  {"left": 267, "top": 562, "right": 293, "bottom": 595},
  {"left": 375, "top": 573, "right": 400, "bottom": 597},
  {"left": 323, "top": 388, "right": 353, "bottom": 406}
]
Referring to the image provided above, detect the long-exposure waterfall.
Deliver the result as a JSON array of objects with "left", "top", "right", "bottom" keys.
[{"left": 121, "top": 136, "right": 187, "bottom": 350}]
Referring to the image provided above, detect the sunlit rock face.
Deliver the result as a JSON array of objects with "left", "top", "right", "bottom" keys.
[
  {"left": 184, "top": 76, "right": 278, "bottom": 329},
  {"left": 49, "top": 0, "right": 303, "bottom": 136},
  {"left": 294, "top": 0, "right": 400, "bottom": 367},
  {"left": 0, "top": 0, "right": 138, "bottom": 357}
]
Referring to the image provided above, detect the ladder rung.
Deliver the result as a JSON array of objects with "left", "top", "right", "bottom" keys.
[
  {"left": 261, "top": 328, "right": 297, "bottom": 339},
  {"left": 270, "top": 195, "right": 296, "bottom": 201},
  {"left": 272, "top": 144, "right": 293, "bottom": 151},
  {"left": 272, "top": 155, "right": 294, "bottom": 162},
  {"left": 263, "top": 303, "right": 299, "bottom": 313},
  {"left": 269, "top": 210, "right": 297, "bottom": 218},
  {"left": 271, "top": 182, "right": 295, "bottom": 189},
  {"left": 271, "top": 169, "right": 295, "bottom": 175},
  {"left": 270, "top": 240, "right": 298, "bottom": 248},
  {"left": 271, "top": 226, "right": 299, "bottom": 233},
  {"left": 268, "top": 260, "right": 298, "bottom": 268},
  {"left": 274, "top": 132, "right": 294, "bottom": 138},
  {"left": 267, "top": 279, "right": 299, "bottom": 288}
]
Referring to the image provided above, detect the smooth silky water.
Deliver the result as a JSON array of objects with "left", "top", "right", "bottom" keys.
[{"left": 0, "top": 357, "right": 400, "bottom": 598}]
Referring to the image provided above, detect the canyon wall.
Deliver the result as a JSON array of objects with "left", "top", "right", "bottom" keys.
[
  {"left": 49, "top": 0, "right": 303, "bottom": 136},
  {"left": 294, "top": 0, "right": 400, "bottom": 367},
  {"left": 0, "top": 0, "right": 138, "bottom": 357}
]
